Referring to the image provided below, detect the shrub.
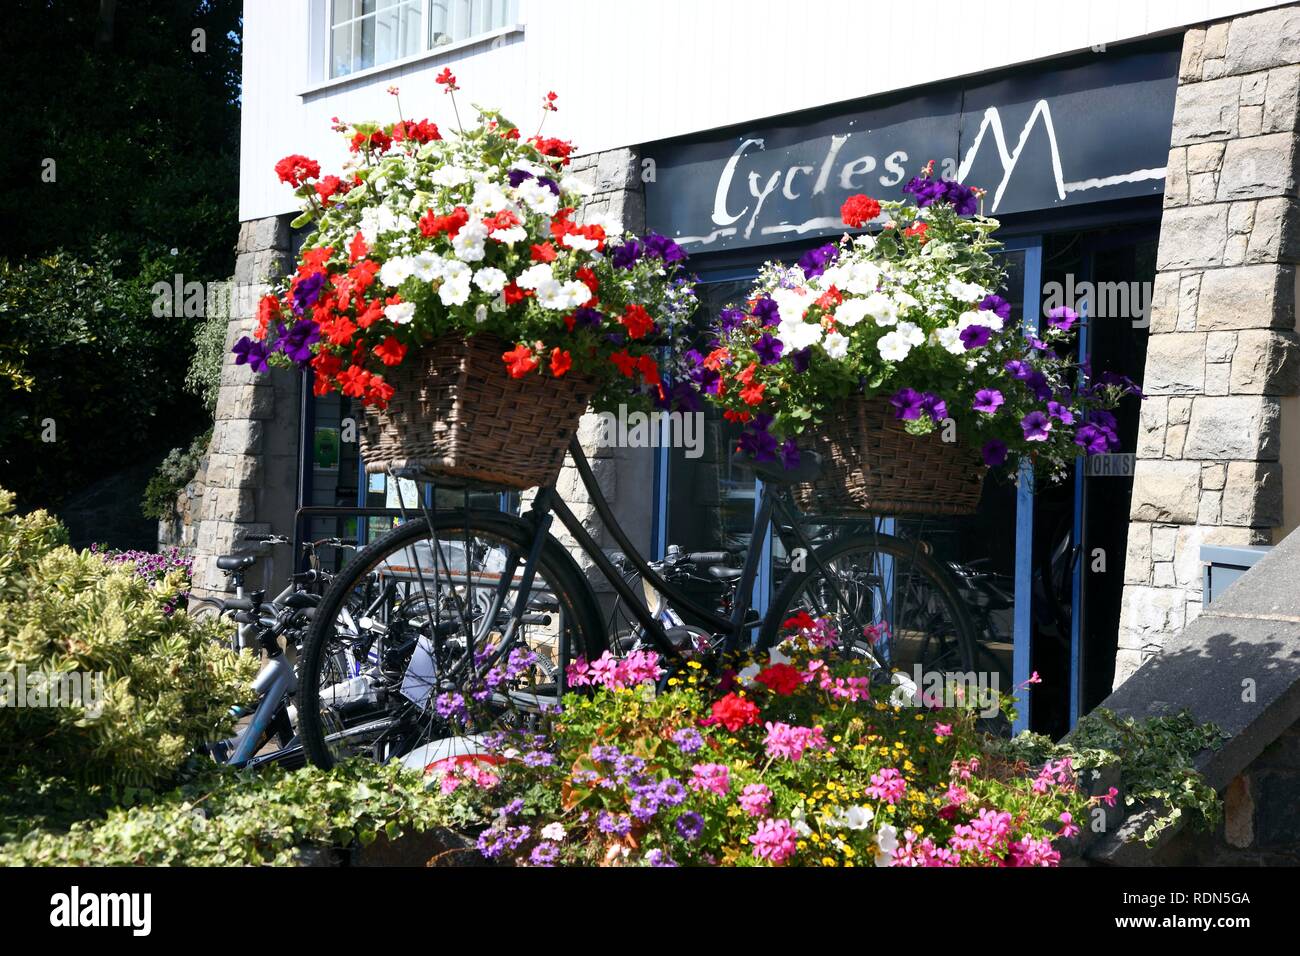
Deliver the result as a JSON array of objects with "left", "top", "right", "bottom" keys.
[
  {"left": 0, "top": 760, "right": 448, "bottom": 867},
  {"left": 140, "top": 429, "right": 212, "bottom": 520},
  {"left": 0, "top": 489, "right": 256, "bottom": 790}
]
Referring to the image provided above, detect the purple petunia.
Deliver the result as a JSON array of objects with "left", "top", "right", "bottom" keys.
[
  {"left": 920, "top": 392, "right": 948, "bottom": 422},
  {"left": 754, "top": 332, "right": 784, "bottom": 365},
  {"left": 960, "top": 324, "right": 992, "bottom": 350},
  {"left": 890, "top": 387, "right": 925, "bottom": 421},
  {"left": 232, "top": 336, "right": 271, "bottom": 373},
  {"left": 718, "top": 308, "right": 746, "bottom": 333},
  {"left": 752, "top": 296, "right": 780, "bottom": 326},
  {"left": 1005, "top": 359, "right": 1032, "bottom": 381},
  {"left": 281, "top": 319, "right": 321, "bottom": 365},
  {"left": 789, "top": 346, "right": 813, "bottom": 373},
  {"left": 611, "top": 239, "right": 643, "bottom": 269},
  {"left": 973, "top": 388, "right": 1004, "bottom": 414},
  {"left": 1021, "top": 411, "right": 1052, "bottom": 441},
  {"left": 643, "top": 232, "right": 686, "bottom": 264},
  {"left": 797, "top": 242, "right": 839, "bottom": 279},
  {"left": 572, "top": 305, "right": 604, "bottom": 328},
  {"left": 982, "top": 439, "right": 1009, "bottom": 467},
  {"left": 1073, "top": 424, "right": 1111, "bottom": 454},
  {"left": 1046, "top": 306, "right": 1078, "bottom": 331},
  {"left": 292, "top": 272, "right": 326, "bottom": 315},
  {"left": 979, "top": 294, "right": 1011, "bottom": 320},
  {"left": 781, "top": 438, "right": 801, "bottom": 470},
  {"left": 1046, "top": 401, "right": 1075, "bottom": 425}
]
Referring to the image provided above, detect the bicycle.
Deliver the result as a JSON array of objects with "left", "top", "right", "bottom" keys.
[
  {"left": 296, "top": 436, "right": 981, "bottom": 769},
  {"left": 193, "top": 534, "right": 356, "bottom": 768}
]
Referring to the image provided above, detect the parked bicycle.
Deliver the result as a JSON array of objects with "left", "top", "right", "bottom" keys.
[
  {"left": 192, "top": 533, "right": 355, "bottom": 769},
  {"left": 295, "top": 437, "right": 981, "bottom": 769}
]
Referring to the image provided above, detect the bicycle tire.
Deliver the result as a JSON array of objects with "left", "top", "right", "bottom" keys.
[
  {"left": 297, "top": 510, "right": 607, "bottom": 770},
  {"left": 758, "top": 531, "right": 980, "bottom": 677}
]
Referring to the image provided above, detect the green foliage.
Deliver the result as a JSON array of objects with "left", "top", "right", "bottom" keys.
[
  {"left": 141, "top": 429, "right": 212, "bottom": 520},
  {"left": 994, "top": 707, "right": 1226, "bottom": 846},
  {"left": 0, "top": 246, "right": 208, "bottom": 508},
  {"left": 186, "top": 303, "right": 229, "bottom": 413},
  {"left": 0, "top": 490, "right": 257, "bottom": 789},
  {"left": 0, "top": 760, "right": 449, "bottom": 867},
  {"left": 0, "top": 1, "right": 242, "bottom": 276}
]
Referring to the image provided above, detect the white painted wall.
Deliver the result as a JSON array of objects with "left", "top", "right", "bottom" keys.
[{"left": 240, "top": 0, "right": 1284, "bottom": 221}]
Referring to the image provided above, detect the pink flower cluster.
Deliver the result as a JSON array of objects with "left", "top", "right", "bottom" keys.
[
  {"left": 739, "top": 783, "right": 772, "bottom": 817},
  {"left": 804, "top": 659, "right": 871, "bottom": 702},
  {"left": 748, "top": 818, "right": 798, "bottom": 864},
  {"left": 565, "top": 650, "right": 663, "bottom": 690},
  {"left": 948, "top": 807, "right": 1012, "bottom": 858},
  {"left": 763, "top": 721, "right": 828, "bottom": 762},
  {"left": 890, "top": 831, "right": 960, "bottom": 867},
  {"left": 1007, "top": 835, "right": 1061, "bottom": 866},
  {"left": 950, "top": 757, "right": 981, "bottom": 781},
  {"left": 689, "top": 763, "right": 731, "bottom": 796},
  {"left": 866, "top": 767, "right": 908, "bottom": 805},
  {"left": 1031, "top": 757, "right": 1075, "bottom": 794}
]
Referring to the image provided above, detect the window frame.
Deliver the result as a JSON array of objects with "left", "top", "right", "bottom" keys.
[{"left": 308, "top": 0, "right": 523, "bottom": 92}]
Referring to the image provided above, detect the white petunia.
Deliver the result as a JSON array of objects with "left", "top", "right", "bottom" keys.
[
  {"left": 472, "top": 267, "right": 507, "bottom": 295},
  {"left": 452, "top": 219, "right": 488, "bottom": 262},
  {"left": 957, "top": 309, "right": 1002, "bottom": 333},
  {"left": 844, "top": 805, "right": 875, "bottom": 830},
  {"left": 823, "top": 331, "right": 849, "bottom": 360},
  {"left": 439, "top": 279, "right": 471, "bottom": 307},
  {"left": 862, "top": 291, "right": 898, "bottom": 326},
  {"left": 516, "top": 263, "right": 553, "bottom": 290},
  {"left": 946, "top": 277, "right": 988, "bottom": 303},
  {"left": 844, "top": 261, "right": 882, "bottom": 295},
  {"left": 778, "top": 318, "right": 823, "bottom": 351},
  {"left": 540, "top": 822, "right": 566, "bottom": 841},
  {"left": 832, "top": 297, "right": 871, "bottom": 327},
  {"left": 897, "top": 320, "right": 924, "bottom": 346},
  {"left": 535, "top": 279, "right": 569, "bottom": 310},
  {"left": 379, "top": 256, "right": 414, "bottom": 288},
  {"left": 470, "top": 182, "right": 510, "bottom": 216},
  {"left": 874, "top": 825, "right": 899, "bottom": 866},
  {"left": 877, "top": 329, "right": 913, "bottom": 362},
  {"left": 383, "top": 301, "right": 416, "bottom": 325},
  {"left": 431, "top": 165, "right": 470, "bottom": 188},
  {"left": 559, "top": 174, "right": 594, "bottom": 197},
  {"left": 491, "top": 225, "right": 528, "bottom": 246},
  {"left": 560, "top": 231, "right": 600, "bottom": 252},
  {"left": 935, "top": 325, "right": 964, "bottom": 355},
  {"left": 410, "top": 251, "right": 444, "bottom": 283},
  {"left": 516, "top": 177, "right": 560, "bottom": 216},
  {"left": 562, "top": 280, "right": 594, "bottom": 308}
]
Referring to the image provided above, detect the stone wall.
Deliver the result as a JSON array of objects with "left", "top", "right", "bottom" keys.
[
  {"left": 1117, "top": 4, "right": 1300, "bottom": 686},
  {"left": 190, "top": 216, "right": 302, "bottom": 599}
]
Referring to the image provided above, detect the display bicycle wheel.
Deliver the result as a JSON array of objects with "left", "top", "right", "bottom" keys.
[{"left": 296, "top": 509, "right": 606, "bottom": 769}]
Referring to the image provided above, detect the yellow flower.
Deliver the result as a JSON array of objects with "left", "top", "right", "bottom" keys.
[
  {"left": 667, "top": 678, "right": 681, "bottom": 686},
  {"left": 821, "top": 857, "right": 837, "bottom": 866},
  {"left": 687, "top": 660, "right": 702, "bottom": 670}
]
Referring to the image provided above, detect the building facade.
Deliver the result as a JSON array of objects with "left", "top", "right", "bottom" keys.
[{"left": 208, "top": 0, "right": 1300, "bottom": 736}]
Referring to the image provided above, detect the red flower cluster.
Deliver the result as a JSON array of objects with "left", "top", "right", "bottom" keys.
[
  {"left": 392, "top": 119, "right": 441, "bottom": 143},
  {"left": 840, "top": 193, "right": 882, "bottom": 228},
  {"left": 350, "top": 129, "right": 393, "bottom": 154},
  {"left": 704, "top": 692, "right": 761, "bottom": 732},
  {"left": 274, "top": 154, "right": 320, "bottom": 187},
  {"left": 755, "top": 663, "right": 803, "bottom": 696},
  {"left": 529, "top": 135, "right": 576, "bottom": 165}
]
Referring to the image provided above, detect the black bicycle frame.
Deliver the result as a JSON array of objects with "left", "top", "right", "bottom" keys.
[{"left": 541, "top": 436, "right": 860, "bottom": 656}]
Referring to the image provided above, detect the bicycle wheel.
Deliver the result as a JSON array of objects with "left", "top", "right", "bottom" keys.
[
  {"left": 297, "top": 509, "right": 606, "bottom": 769},
  {"left": 759, "top": 532, "right": 979, "bottom": 681}
]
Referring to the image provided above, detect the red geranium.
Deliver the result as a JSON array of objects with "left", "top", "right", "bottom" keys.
[
  {"left": 620, "top": 304, "right": 655, "bottom": 340},
  {"left": 840, "top": 193, "right": 881, "bottom": 228},
  {"left": 704, "top": 692, "right": 761, "bottom": 732},
  {"left": 755, "top": 663, "right": 803, "bottom": 696},
  {"left": 274, "top": 154, "right": 320, "bottom": 187},
  {"left": 502, "top": 343, "right": 538, "bottom": 378}
]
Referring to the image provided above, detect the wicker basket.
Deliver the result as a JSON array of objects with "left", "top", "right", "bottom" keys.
[
  {"left": 794, "top": 396, "right": 987, "bottom": 516},
  {"left": 360, "top": 333, "right": 594, "bottom": 490}
]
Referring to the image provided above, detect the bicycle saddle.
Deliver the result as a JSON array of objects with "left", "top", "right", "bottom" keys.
[
  {"left": 216, "top": 553, "right": 258, "bottom": 572},
  {"left": 708, "top": 565, "right": 743, "bottom": 582},
  {"left": 734, "top": 449, "right": 823, "bottom": 485}
]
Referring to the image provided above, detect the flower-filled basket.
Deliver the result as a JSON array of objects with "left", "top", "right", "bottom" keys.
[
  {"left": 681, "top": 167, "right": 1140, "bottom": 515},
  {"left": 234, "top": 78, "right": 695, "bottom": 490}
]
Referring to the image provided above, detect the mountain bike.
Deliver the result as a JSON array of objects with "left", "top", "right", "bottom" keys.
[{"left": 296, "top": 436, "right": 980, "bottom": 769}]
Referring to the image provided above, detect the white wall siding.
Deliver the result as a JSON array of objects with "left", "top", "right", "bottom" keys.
[{"left": 240, "top": 0, "right": 1285, "bottom": 221}]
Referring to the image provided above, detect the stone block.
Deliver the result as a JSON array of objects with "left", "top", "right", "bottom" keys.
[
  {"left": 1238, "top": 105, "right": 1263, "bottom": 138},
  {"left": 1246, "top": 197, "right": 1300, "bottom": 264},
  {"left": 1229, "top": 329, "right": 1300, "bottom": 393},
  {"left": 1178, "top": 27, "right": 1206, "bottom": 83},
  {"left": 1171, "top": 76, "right": 1242, "bottom": 145},
  {"left": 1184, "top": 395, "right": 1281, "bottom": 460},
  {"left": 1240, "top": 72, "right": 1269, "bottom": 108},
  {"left": 1136, "top": 396, "right": 1168, "bottom": 457},
  {"left": 215, "top": 384, "right": 275, "bottom": 421},
  {"left": 1196, "top": 264, "right": 1294, "bottom": 330},
  {"left": 1224, "top": 6, "right": 1300, "bottom": 75},
  {"left": 1152, "top": 525, "right": 1179, "bottom": 562},
  {"left": 1164, "top": 423, "right": 1187, "bottom": 458},
  {"left": 1221, "top": 461, "right": 1284, "bottom": 526},
  {"left": 1163, "top": 146, "right": 1189, "bottom": 206},
  {"left": 1199, "top": 488, "right": 1223, "bottom": 524},
  {"left": 1227, "top": 200, "right": 1256, "bottom": 236},
  {"left": 1216, "top": 133, "right": 1300, "bottom": 201},
  {"left": 213, "top": 419, "right": 263, "bottom": 456},
  {"left": 1130, "top": 460, "right": 1200, "bottom": 523},
  {"left": 1156, "top": 205, "right": 1228, "bottom": 270},
  {"left": 1263, "top": 65, "right": 1300, "bottom": 134},
  {"left": 1205, "top": 330, "right": 1238, "bottom": 363},
  {"left": 1187, "top": 141, "right": 1226, "bottom": 174},
  {"left": 1124, "top": 522, "right": 1153, "bottom": 585},
  {"left": 1168, "top": 396, "right": 1193, "bottom": 425},
  {"left": 1118, "top": 585, "right": 1187, "bottom": 647},
  {"left": 1201, "top": 462, "right": 1227, "bottom": 490},
  {"left": 1144, "top": 333, "right": 1205, "bottom": 394},
  {"left": 1147, "top": 271, "right": 1180, "bottom": 333},
  {"left": 1205, "top": 361, "right": 1231, "bottom": 395}
]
